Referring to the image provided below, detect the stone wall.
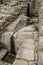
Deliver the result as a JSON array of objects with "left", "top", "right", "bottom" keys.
[{"left": 0, "top": 0, "right": 28, "bottom": 33}]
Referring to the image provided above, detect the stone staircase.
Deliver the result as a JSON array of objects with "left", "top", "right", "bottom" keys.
[
  {"left": 0, "top": 0, "right": 29, "bottom": 65},
  {"left": 12, "top": 25, "right": 38, "bottom": 65},
  {"left": 0, "top": 0, "right": 40, "bottom": 65},
  {"left": 1, "top": 14, "right": 28, "bottom": 51}
]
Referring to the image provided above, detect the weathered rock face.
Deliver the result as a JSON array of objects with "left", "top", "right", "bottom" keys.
[
  {"left": 0, "top": 0, "right": 39, "bottom": 32},
  {"left": 0, "top": 0, "right": 28, "bottom": 32}
]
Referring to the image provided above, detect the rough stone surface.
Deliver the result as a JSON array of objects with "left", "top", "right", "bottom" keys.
[
  {"left": 12, "top": 59, "right": 28, "bottom": 65},
  {"left": 1, "top": 32, "right": 13, "bottom": 51},
  {"left": 21, "top": 42, "right": 35, "bottom": 50},
  {"left": 29, "top": 62, "right": 36, "bottom": 65},
  {"left": 38, "top": 51, "right": 43, "bottom": 65},
  {"left": 0, "top": 49, "right": 7, "bottom": 59},
  {"left": 38, "top": 36, "right": 43, "bottom": 50},
  {"left": 38, "top": 0, "right": 43, "bottom": 65},
  {"left": 6, "top": 14, "right": 27, "bottom": 32},
  {"left": 13, "top": 26, "right": 38, "bottom": 52},
  {"left": 0, "top": 61, "right": 11, "bottom": 65},
  {"left": 16, "top": 48, "right": 34, "bottom": 60},
  {"left": 0, "top": 0, "right": 40, "bottom": 65}
]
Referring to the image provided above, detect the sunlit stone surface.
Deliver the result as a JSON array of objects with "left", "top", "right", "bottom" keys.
[
  {"left": 16, "top": 48, "right": 34, "bottom": 60},
  {"left": 0, "top": 0, "right": 42, "bottom": 65},
  {"left": 13, "top": 59, "right": 28, "bottom": 65}
]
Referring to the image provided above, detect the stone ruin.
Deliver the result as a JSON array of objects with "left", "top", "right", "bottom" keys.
[{"left": 0, "top": 0, "right": 43, "bottom": 65}]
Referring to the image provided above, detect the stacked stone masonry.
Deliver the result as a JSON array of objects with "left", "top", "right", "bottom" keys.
[
  {"left": 0, "top": 0, "right": 41, "bottom": 65},
  {"left": 0, "top": 0, "right": 28, "bottom": 34}
]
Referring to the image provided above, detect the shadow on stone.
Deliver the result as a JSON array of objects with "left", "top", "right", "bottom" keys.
[{"left": 0, "top": 42, "right": 8, "bottom": 50}]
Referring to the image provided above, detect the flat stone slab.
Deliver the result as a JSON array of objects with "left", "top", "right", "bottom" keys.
[
  {"left": 21, "top": 42, "right": 35, "bottom": 50},
  {"left": 14, "top": 36, "right": 35, "bottom": 52},
  {"left": 16, "top": 48, "right": 34, "bottom": 60},
  {"left": 12, "top": 59, "right": 28, "bottom": 65},
  {"left": 13, "top": 25, "right": 36, "bottom": 52}
]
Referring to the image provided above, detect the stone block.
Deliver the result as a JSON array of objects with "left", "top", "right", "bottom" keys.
[
  {"left": 21, "top": 42, "right": 35, "bottom": 50},
  {"left": 12, "top": 59, "right": 28, "bottom": 65},
  {"left": 16, "top": 48, "right": 34, "bottom": 60},
  {"left": 1, "top": 9, "right": 14, "bottom": 15},
  {"left": 14, "top": 30, "right": 35, "bottom": 52},
  {"left": 31, "top": 18, "right": 38, "bottom": 23},
  {"left": 13, "top": 25, "right": 36, "bottom": 52}
]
